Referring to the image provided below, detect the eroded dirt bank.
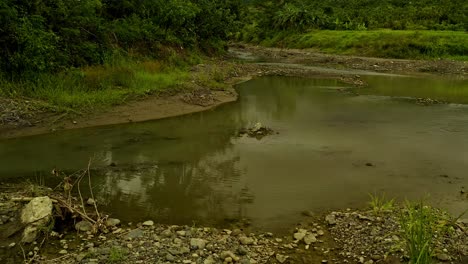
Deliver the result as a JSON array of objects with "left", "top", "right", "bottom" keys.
[{"left": 1, "top": 45, "right": 467, "bottom": 139}]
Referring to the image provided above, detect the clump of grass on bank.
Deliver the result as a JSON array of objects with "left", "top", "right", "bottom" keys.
[
  {"left": 0, "top": 53, "right": 198, "bottom": 111},
  {"left": 259, "top": 30, "right": 468, "bottom": 60},
  {"left": 400, "top": 202, "right": 437, "bottom": 264}
]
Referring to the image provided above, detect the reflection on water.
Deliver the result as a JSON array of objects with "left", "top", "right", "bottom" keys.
[{"left": 1, "top": 76, "right": 468, "bottom": 232}]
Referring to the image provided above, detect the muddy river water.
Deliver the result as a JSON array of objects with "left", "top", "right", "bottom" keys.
[{"left": 1, "top": 75, "right": 467, "bottom": 233}]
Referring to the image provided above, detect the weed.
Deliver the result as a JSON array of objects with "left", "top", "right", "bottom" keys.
[
  {"left": 400, "top": 201, "right": 436, "bottom": 264},
  {"left": 368, "top": 193, "right": 394, "bottom": 214},
  {"left": 109, "top": 247, "right": 127, "bottom": 263}
]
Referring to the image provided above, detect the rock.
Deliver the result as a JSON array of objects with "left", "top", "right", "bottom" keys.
[
  {"left": 276, "top": 254, "right": 288, "bottom": 263},
  {"left": 86, "top": 198, "right": 96, "bottom": 206},
  {"left": 125, "top": 228, "right": 144, "bottom": 239},
  {"left": 221, "top": 251, "right": 239, "bottom": 262},
  {"left": 204, "top": 256, "right": 216, "bottom": 264},
  {"left": 75, "top": 221, "right": 94, "bottom": 232},
  {"left": 237, "top": 246, "right": 248, "bottom": 256},
  {"left": 325, "top": 214, "right": 336, "bottom": 225},
  {"left": 317, "top": 230, "right": 324, "bottom": 236},
  {"left": 176, "top": 230, "right": 186, "bottom": 236},
  {"left": 239, "top": 236, "right": 254, "bottom": 245},
  {"left": 437, "top": 253, "right": 450, "bottom": 261},
  {"left": 225, "top": 257, "right": 233, "bottom": 262},
  {"left": 304, "top": 234, "right": 317, "bottom": 245},
  {"left": 8, "top": 242, "right": 15, "bottom": 248},
  {"left": 190, "top": 238, "right": 207, "bottom": 249},
  {"left": 370, "top": 255, "right": 382, "bottom": 260},
  {"left": 161, "top": 229, "right": 173, "bottom": 237},
  {"left": 142, "top": 220, "right": 154, "bottom": 226},
  {"left": 59, "top": 249, "right": 67, "bottom": 254},
  {"left": 252, "top": 122, "right": 263, "bottom": 132},
  {"left": 105, "top": 218, "right": 120, "bottom": 227},
  {"left": 293, "top": 229, "right": 307, "bottom": 241},
  {"left": 21, "top": 197, "right": 53, "bottom": 224},
  {"left": 21, "top": 197, "right": 53, "bottom": 243},
  {"left": 166, "top": 253, "right": 175, "bottom": 261},
  {"left": 232, "top": 229, "right": 242, "bottom": 236}
]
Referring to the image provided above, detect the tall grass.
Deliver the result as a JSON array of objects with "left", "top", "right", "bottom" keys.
[
  {"left": 368, "top": 193, "right": 394, "bottom": 214},
  {"left": 0, "top": 55, "right": 192, "bottom": 111},
  {"left": 400, "top": 201, "right": 436, "bottom": 264},
  {"left": 259, "top": 30, "right": 468, "bottom": 60}
]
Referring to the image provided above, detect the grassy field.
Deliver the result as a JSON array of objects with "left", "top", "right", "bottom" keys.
[
  {"left": 260, "top": 30, "right": 468, "bottom": 60},
  {"left": 0, "top": 54, "right": 200, "bottom": 112}
]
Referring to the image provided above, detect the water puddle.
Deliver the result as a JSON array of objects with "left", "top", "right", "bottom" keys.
[{"left": 1, "top": 76, "right": 467, "bottom": 233}]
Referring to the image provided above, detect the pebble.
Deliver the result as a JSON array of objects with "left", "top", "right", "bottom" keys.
[
  {"left": 275, "top": 254, "right": 288, "bottom": 263},
  {"left": 86, "top": 198, "right": 96, "bottom": 205},
  {"left": 190, "top": 238, "right": 207, "bottom": 249},
  {"left": 59, "top": 249, "right": 67, "bottom": 254},
  {"left": 437, "top": 253, "right": 450, "bottom": 261},
  {"left": 304, "top": 234, "right": 317, "bottom": 245},
  {"left": 75, "top": 221, "right": 94, "bottom": 232},
  {"left": 105, "top": 218, "right": 121, "bottom": 227},
  {"left": 239, "top": 236, "right": 254, "bottom": 245},
  {"left": 325, "top": 214, "right": 337, "bottom": 225},
  {"left": 142, "top": 220, "right": 154, "bottom": 226}
]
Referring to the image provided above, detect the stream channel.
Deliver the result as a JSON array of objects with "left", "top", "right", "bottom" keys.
[{"left": 1, "top": 74, "right": 467, "bottom": 233}]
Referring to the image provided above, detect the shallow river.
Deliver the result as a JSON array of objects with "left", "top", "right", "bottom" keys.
[{"left": 1, "top": 76, "right": 467, "bottom": 233}]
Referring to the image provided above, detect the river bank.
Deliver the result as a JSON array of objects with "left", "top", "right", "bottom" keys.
[
  {"left": 0, "top": 183, "right": 466, "bottom": 264},
  {"left": 1, "top": 45, "right": 467, "bottom": 139}
]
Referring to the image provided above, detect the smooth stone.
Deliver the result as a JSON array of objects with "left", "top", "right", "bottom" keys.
[
  {"left": 59, "top": 249, "right": 67, "bottom": 254},
  {"left": 142, "top": 220, "right": 154, "bottom": 226}
]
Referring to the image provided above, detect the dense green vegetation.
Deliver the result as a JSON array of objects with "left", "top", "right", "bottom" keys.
[
  {"left": 0, "top": 0, "right": 241, "bottom": 77},
  {"left": 259, "top": 30, "right": 468, "bottom": 60},
  {"left": 0, "top": 0, "right": 467, "bottom": 110},
  {"left": 240, "top": 0, "right": 467, "bottom": 36},
  {"left": 239, "top": 0, "right": 467, "bottom": 59}
]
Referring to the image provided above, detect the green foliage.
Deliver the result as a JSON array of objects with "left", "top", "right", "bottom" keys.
[
  {"left": 259, "top": 30, "right": 468, "bottom": 60},
  {"left": 0, "top": 0, "right": 242, "bottom": 76},
  {"left": 368, "top": 193, "right": 394, "bottom": 214},
  {"left": 109, "top": 247, "right": 127, "bottom": 262},
  {"left": 239, "top": 0, "right": 467, "bottom": 42},
  {"left": 400, "top": 201, "right": 436, "bottom": 264}
]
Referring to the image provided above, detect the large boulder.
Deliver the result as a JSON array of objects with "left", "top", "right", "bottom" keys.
[{"left": 20, "top": 197, "right": 53, "bottom": 243}]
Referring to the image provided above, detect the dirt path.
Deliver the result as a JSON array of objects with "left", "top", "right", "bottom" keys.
[{"left": 1, "top": 45, "right": 466, "bottom": 139}]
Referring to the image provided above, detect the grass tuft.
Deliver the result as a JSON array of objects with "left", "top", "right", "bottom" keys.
[{"left": 368, "top": 193, "right": 394, "bottom": 214}]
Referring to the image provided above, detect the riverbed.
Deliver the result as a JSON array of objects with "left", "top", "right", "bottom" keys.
[{"left": 1, "top": 75, "right": 467, "bottom": 234}]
